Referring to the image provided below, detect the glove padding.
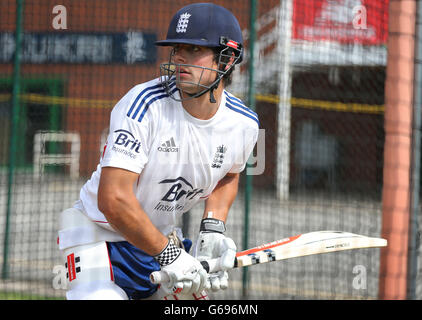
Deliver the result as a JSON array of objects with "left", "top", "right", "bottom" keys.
[
  {"left": 194, "top": 232, "right": 237, "bottom": 292},
  {"left": 156, "top": 243, "right": 209, "bottom": 296}
]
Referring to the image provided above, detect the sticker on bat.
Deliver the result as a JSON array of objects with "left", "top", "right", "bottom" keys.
[
  {"left": 264, "top": 249, "right": 276, "bottom": 261},
  {"left": 248, "top": 253, "right": 260, "bottom": 264}
]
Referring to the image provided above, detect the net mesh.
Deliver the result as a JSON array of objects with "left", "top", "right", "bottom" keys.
[{"left": 0, "top": 0, "right": 420, "bottom": 300}]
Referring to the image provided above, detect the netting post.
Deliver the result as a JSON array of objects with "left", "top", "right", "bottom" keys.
[
  {"left": 2, "top": 0, "right": 24, "bottom": 280},
  {"left": 407, "top": 0, "right": 422, "bottom": 300},
  {"left": 242, "top": 0, "right": 258, "bottom": 299},
  {"left": 276, "top": 0, "right": 293, "bottom": 200},
  {"left": 379, "top": 0, "right": 416, "bottom": 300}
]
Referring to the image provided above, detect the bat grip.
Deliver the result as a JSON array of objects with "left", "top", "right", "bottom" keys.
[
  {"left": 200, "top": 258, "right": 220, "bottom": 273},
  {"left": 149, "top": 258, "right": 220, "bottom": 284}
]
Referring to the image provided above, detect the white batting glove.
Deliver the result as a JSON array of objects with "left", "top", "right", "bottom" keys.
[
  {"left": 154, "top": 240, "right": 209, "bottom": 296},
  {"left": 193, "top": 218, "right": 237, "bottom": 292}
]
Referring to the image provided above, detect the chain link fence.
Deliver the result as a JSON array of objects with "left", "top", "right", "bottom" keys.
[{"left": 0, "top": 0, "right": 420, "bottom": 300}]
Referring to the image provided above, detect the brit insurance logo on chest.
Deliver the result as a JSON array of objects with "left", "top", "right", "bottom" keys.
[{"left": 154, "top": 177, "right": 204, "bottom": 214}]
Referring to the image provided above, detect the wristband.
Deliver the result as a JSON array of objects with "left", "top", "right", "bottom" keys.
[
  {"left": 154, "top": 240, "right": 181, "bottom": 266},
  {"left": 200, "top": 218, "right": 226, "bottom": 234}
]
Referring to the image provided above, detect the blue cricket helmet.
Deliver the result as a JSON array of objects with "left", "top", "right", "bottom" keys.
[{"left": 155, "top": 2, "right": 243, "bottom": 63}]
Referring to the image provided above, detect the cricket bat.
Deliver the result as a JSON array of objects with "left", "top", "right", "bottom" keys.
[{"left": 149, "top": 231, "right": 387, "bottom": 284}]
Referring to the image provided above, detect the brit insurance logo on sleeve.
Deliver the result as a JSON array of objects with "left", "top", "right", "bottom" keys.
[{"left": 110, "top": 129, "right": 142, "bottom": 159}]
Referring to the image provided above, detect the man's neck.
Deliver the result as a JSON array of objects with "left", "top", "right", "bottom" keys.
[{"left": 181, "top": 85, "right": 224, "bottom": 120}]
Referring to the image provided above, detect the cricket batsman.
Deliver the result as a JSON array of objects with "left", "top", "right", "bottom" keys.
[{"left": 57, "top": 2, "right": 259, "bottom": 300}]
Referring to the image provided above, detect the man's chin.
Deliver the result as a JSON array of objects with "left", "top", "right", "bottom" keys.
[{"left": 176, "top": 83, "right": 202, "bottom": 97}]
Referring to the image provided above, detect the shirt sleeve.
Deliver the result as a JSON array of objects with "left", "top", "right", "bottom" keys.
[{"left": 100, "top": 87, "right": 152, "bottom": 174}]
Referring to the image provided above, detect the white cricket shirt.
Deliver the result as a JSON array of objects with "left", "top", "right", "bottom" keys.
[{"left": 78, "top": 77, "right": 259, "bottom": 238}]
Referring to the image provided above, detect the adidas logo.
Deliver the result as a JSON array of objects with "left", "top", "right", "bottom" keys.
[{"left": 157, "top": 137, "right": 179, "bottom": 153}]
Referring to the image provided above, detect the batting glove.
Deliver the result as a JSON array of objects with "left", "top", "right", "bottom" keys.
[
  {"left": 154, "top": 240, "right": 209, "bottom": 296},
  {"left": 193, "top": 218, "right": 237, "bottom": 291}
]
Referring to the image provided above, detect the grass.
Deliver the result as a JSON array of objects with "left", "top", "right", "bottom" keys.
[{"left": 0, "top": 291, "right": 65, "bottom": 300}]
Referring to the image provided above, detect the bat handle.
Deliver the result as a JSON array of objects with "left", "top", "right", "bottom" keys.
[
  {"left": 200, "top": 257, "right": 220, "bottom": 273},
  {"left": 149, "top": 258, "right": 221, "bottom": 284}
]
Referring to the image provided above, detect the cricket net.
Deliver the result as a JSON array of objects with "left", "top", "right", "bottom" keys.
[{"left": 0, "top": 0, "right": 421, "bottom": 300}]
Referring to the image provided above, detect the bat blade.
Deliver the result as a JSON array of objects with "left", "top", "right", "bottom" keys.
[
  {"left": 149, "top": 231, "right": 387, "bottom": 284},
  {"left": 235, "top": 231, "right": 387, "bottom": 268}
]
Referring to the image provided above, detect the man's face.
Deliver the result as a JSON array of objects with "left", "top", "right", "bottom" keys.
[{"left": 170, "top": 44, "right": 219, "bottom": 95}]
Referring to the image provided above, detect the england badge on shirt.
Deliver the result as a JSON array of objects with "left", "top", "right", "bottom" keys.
[{"left": 211, "top": 145, "right": 227, "bottom": 169}]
